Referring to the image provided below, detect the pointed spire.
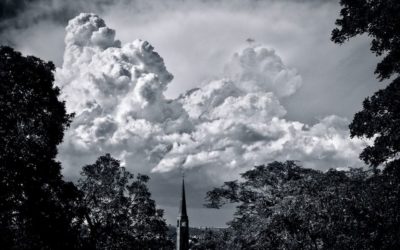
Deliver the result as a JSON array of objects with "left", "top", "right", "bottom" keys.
[
  {"left": 179, "top": 174, "right": 187, "bottom": 217},
  {"left": 177, "top": 171, "right": 189, "bottom": 250}
]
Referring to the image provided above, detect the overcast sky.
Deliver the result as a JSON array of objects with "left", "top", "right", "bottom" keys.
[{"left": 0, "top": 0, "right": 387, "bottom": 227}]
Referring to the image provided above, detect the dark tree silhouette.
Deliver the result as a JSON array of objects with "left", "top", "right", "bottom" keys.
[
  {"left": 332, "top": 0, "right": 400, "bottom": 80},
  {"left": 206, "top": 161, "right": 400, "bottom": 249},
  {"left": 0, "top": 46, "right": 82, "bottom": 249},
  {"left": 78, "top": 154, "right": 173, "bottom": 250},
  {"left": 332, "top": 1, "right": 400, "bottom": 170},
  {"left": 349, "top": 78, "right": 400, "bottom": 168}
]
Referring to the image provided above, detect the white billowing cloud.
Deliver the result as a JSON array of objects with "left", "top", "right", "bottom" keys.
[
  {"left": 57, "top": 13, "right": 367, "bottom": 183},
  {"left": 56, "top": 13, "right": 191, "bottom": 175},
  {"left": 223, "top": 47, "right": 302, "bottom": 97}
]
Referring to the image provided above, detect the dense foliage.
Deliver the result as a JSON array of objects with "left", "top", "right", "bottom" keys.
[
  {"left": 206, "top": 161, "right": 400, "bottom": 249},
  {"left": 350, "top": 77, "right": 400, "bottom": 168},
  {"left": 78, "top": 154, "right": 173, "bottom": 250},
  {"left": 332, "top": 0, "right": 400, "bottom": 80},
  {"left": 333, "top": 0, "right": 400, "bottom": 170},
  {"left": 0, "top": 46, "right": 82, "bottom": 249}
]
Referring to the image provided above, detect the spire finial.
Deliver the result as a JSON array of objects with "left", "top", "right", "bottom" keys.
[{"left": 180, "top": 164, "right": 185, "bottom": 177}]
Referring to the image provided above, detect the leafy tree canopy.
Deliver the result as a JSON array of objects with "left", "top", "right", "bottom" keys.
[
  {"left": 332, "top": 0, "right": 400, "bottom": 80},
  {"left": 206, "top": 161, "right": 400, "bottom": 249},
  {"left": 333, "top": 1, "right": 400, "bottom": 169},
  {"left": 0, "top": 46, "right": 81, "bottom": 249},
  {"left": 350, "top": 77, "right": 400, "bottom": 168},
  {"left": 78, "top": 154, "right": 173, "bottom": 250}
]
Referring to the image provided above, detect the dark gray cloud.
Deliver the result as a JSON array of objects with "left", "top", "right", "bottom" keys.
[
  {"left": 0, "top": 0, "right": 35, "bottom": 21},
  {"left": 0, "top": 0, "right": 119, "bottom": 44},
  {"left": 0, "top": 0, "right": 116, "bottom": 23},
  {"left": 0, "top": 0, "right": 337, "bottom": 35}
]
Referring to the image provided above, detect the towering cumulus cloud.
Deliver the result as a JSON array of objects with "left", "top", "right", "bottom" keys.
[
  {"left": 57, "top": 13, "right": 367, "bottom": 182},
  {"left": 57, "top": 13, "right": 191, "bottom": 174}
]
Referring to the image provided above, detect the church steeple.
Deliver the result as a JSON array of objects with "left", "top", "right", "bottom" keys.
[
  {"left": 179, "top": 178, "right": 187, "bottom": 217},
  {"left": 177, "top": 176, "right": 189, "bottom": 250}
]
